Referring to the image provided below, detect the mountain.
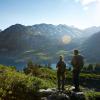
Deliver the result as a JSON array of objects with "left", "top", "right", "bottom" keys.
[
  {"left": 83, "top": 26, "right": 100, "bottom": 37},
  {"left": 0, "top": 29, "right": 1, "bottom": 32},
  {"left": 0, "top": 24, "right": 32, "bottom": 55},
  {"left": 0, "top": 24, "right": 83, "bottom": 49},
  {"left": 0, "top": 23, "right": 100, "bottom": 68},
  {"left": 0, "top": 24, "right": 83, "bottom": 68},
  {"left": 81, "top": 31, "right": 100, "bottom": 63},
  {"left": 0, "top": 24, "right": 81, "bottom": 55},
  {"left": 28, "top": 24, "right": 82, "bottom": 38}
]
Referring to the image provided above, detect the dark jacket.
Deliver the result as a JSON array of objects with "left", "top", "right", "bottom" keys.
[{"left": 71, "top": 55, "right": 84, "bottom": 71}]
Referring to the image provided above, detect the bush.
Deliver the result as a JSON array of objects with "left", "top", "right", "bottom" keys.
[
  {"left": 0, "top": 65, "right": 55, "bottom": 100},
  {"left": 85, "top": 90, "right": 100, "bottom": 100}
]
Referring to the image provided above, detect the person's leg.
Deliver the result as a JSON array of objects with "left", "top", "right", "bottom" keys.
[
  {"left": 62, "top": 73, "right": 65, "bottom": 90},
  {"left": 73, "top": 70, "right": 80, "bottom": 91},
  {"left": 57, "top": 71, "right": 61, "bottom": 90},
  {"left": 73, "top": 70, "right": 75, "bottom": 86},
  {"left": 75, "top": 71, "right": 80, "bottom": 90}
]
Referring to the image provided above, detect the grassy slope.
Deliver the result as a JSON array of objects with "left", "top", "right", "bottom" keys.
[
  {"left": 0, "top": 65, "right": 55, "bottom": 100},
  {"left": 0, "top": 64, "right": 100, "bottom": 100}
]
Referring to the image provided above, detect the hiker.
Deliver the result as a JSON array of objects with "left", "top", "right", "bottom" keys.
[
  {"left": 71, "top": 50, "right": 84, "bottom": 91},
  {"left": 56, "top": 55, "right": 66, "bottom": 91}
]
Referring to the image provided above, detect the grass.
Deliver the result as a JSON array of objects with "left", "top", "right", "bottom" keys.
[
  {"left": 0, "top": 64, "right": 55, "bottom": 100},
  {"left": 85, "top": 90, "right": 100, "bottom": 100},
  {"left": 80, "top": 73, "right": 100, "bottom": 79},
  {"left": 0, "top": 64, "right": 100, "bottom": 100}
]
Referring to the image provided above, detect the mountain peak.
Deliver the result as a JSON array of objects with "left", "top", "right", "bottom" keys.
[
  {"left": 10, "top": 24, "right": 25, "bottom": 28},
  {"left": 2, "top": 24, "right": 27, "bottom": 34}
]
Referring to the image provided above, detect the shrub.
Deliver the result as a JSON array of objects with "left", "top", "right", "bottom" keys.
[{"left": 0, "top": 64, "right": 55, "bottom": 100}]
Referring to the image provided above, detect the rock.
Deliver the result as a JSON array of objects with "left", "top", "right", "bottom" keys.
[
  {"left": 39, "top": 88, "right": 86, "bottom": 100},
  {"left": 39, "top": 88, "right": 56, "bottom": 98},
  {"left": 70, "top": 86, "right": 75, "bottom": 90},
  {"left": 39, "top": 89, "right": 53, "bottom": 93},
  {"left": 47, "top": 92, "right": 70, "bottom": 100},
  {"left": 70, "top": 91, "right": 85, "bottom": 100},
  {"left": 41, "top": 97, "right": 47, "bottom": 100}
]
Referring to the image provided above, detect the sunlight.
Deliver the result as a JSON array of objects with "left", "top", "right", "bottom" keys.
[{"left": 62, "top": 35, "right": 72, "bottom": 44}]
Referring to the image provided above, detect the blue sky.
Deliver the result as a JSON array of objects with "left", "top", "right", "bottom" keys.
[{"left": 0, "top": 0, "right": 100, "bottom": 30}]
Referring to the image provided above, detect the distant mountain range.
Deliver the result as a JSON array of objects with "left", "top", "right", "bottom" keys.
[
  {"left": 83, "top": 26, "right": 100, "bottom": 37},
  {"left": 0, "top": 24, "right": 100, "bottom": 69},
  {"left": 0, "top": 24, "right": 82, "bottom": 55}
]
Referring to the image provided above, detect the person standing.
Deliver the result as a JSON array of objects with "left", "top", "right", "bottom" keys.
[
  {"left": 56, "top": 55, "right": 66, "bottom": 91},
  {"left": 71, "top": 50, "right": 84, "bottom": 91}
]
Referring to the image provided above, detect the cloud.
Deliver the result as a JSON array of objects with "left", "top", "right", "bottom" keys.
[
  {"left": 95, "top": 0, "right": 100, "bottom": 23},
  {"left": 73, "top": 0, "right": 100, "bottom": 27},
  {"left": 80, "top": 0, "right": 97, "bottom": 6},
  {"left": 75, "top": 0, "right": 100, "bottom": 11}
]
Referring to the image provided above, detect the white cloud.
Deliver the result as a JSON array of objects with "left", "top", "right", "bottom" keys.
[
  {"left": 75, "top": 0, "right": 100, "bottom": 11},
  {"left": 74, "top": 0, "right": 100, "bottom": 27},
  {"left": 80, "top": 0, "right": 97, "bottom": 6},
  {"left": 95, "top": 0, "right": 100, "bottom": 23}
]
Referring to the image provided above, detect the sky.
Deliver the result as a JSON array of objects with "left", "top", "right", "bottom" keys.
[{"left": 0, "top": 0, "right": 100, "bottom": 30}]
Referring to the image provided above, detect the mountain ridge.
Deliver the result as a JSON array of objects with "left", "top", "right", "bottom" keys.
[
  {"left": 0, "top": 23, "right": 100, "bottom": 68},
  {"left": 81, "top": 31, "right": 100, "bottom": 63}
]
